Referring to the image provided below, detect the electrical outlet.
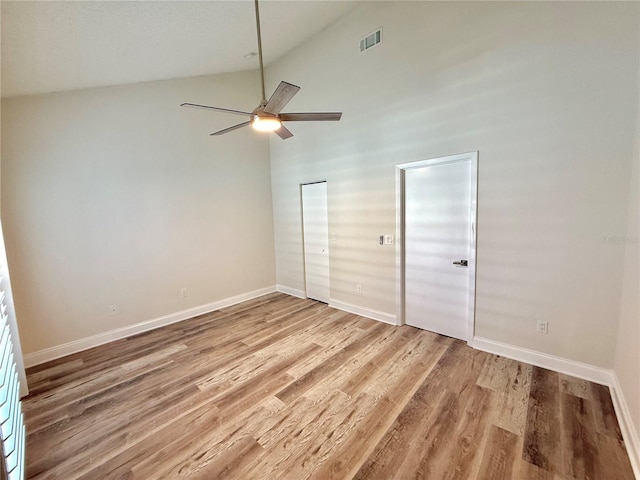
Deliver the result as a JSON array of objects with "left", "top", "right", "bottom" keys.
[
  {"left": 180, "top": 288, "right": 188, "bottom": 298},
  {"left": 109, "top": 304, "right": 119, "bottom": 316},
  {"left": 384, "top": 235, "right": 394, "bottom": 245},
  {"left": 536, "top": 319, "right": 548, "bottom": 334},
  {"left": 356, "top": 284, "right": 363, "bottom": 294}
]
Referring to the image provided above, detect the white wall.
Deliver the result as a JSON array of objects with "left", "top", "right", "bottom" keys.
[
  {"left": 0, "top": 43, "right": 28, "bottom": 395},
  {"left": 1, "top": 71, "right": 276, "bottom": 356},
  {"left": 268, "top": 2, "right": 639, "bottom": 368},
  {"left": 613, "top": 44, "right": 640, "bottom": 453}
]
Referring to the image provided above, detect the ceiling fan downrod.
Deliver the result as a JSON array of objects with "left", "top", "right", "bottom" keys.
[{"left": 254, "top": 0, "right": 267, "bottom": 106}]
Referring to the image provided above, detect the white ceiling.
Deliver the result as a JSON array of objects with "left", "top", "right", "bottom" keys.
[{"left": 1, "top": 0, "right": 358, "bottom": 98}]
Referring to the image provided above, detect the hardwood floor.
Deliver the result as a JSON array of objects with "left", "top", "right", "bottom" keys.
[{"left": 23, "top": 293, "right": 635, "bottom": 479}]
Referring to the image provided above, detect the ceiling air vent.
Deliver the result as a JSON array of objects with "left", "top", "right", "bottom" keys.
[{"left": 360, "top": 28, "right": 382, "bottom": 53}]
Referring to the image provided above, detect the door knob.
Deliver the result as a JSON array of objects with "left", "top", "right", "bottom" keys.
[{"left": 453, "top": 260, "right": 468, "bottom": 267}]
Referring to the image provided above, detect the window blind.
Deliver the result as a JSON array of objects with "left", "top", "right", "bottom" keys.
[{"left": 0, "top": 251, "right": 25, "bottom": 480}]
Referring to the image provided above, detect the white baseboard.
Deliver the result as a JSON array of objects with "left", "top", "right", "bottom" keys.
[
  {"left": 610, "top": 372, "right": 640, "bottom": 479},
  {"left": 329, "top": 299, "right": 397, "bottom": 325},
  {"left": 472, "top": 336, "right": 639, "bottom": 479},
  {"left": 23, "top": 285, "right": 277, "bottom": 368},
  {"left": 276, "top": 284, "right": 306, "bottom": 299},
  {"left": 471, "top": 336, "right": 612, "bottom": 385}
]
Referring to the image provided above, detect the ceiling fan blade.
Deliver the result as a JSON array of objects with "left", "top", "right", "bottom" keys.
[
  {"left": 275, "top": 125, "right": 294, "bottom": 140},
  {"left": 210, "top": 121, "right": 252, "bottom": 136},
  {"left": 280, "top": 112, "right": 342, "bottom": 122},
  {"left": 264, "top": 81, "right": 301, "bottom": 115},
  {"left": 181, "top": 103, "right": 253, "bottom": 117}
]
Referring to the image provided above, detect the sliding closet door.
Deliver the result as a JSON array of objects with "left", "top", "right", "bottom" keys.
[{"left": 301, "top": 182, "right": 330, "bottom": 303}]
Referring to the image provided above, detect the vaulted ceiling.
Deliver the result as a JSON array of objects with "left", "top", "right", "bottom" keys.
[{"left": 1, "top": 0, "right": 357, "bottom": 98}]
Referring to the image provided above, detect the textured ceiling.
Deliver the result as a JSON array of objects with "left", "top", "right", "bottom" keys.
[{"left": 1, "top": 0, "right": 358, "bottom": 98}]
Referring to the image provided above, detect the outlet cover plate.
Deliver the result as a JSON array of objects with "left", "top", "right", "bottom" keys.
[{"left": 536, "top": 319, "right": 548, "bottom": 334}]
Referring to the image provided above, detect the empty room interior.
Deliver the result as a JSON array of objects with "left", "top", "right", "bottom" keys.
[{"left": 0, "top": 1, "right": 639, "bottom": 479}]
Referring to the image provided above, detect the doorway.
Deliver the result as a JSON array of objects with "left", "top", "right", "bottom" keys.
[
  {"left": 396, "top": 152, "right": 478, "bottom": 341},
  {"left": 301, "top": 181, "right": 330, "bottom": 303}
]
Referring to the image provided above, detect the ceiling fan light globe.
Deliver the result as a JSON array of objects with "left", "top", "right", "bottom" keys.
[{"left": 252, "top": 116, "right": 281, "bottom": 132}]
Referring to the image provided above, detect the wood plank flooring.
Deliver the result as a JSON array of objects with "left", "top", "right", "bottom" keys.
[{"left": 23, "top": 293, "right": 635, "bottom": 479}]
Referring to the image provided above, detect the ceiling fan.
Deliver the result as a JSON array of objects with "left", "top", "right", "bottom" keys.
[{"left": 181, "top": 0, "right": 342, "bottom": 139}]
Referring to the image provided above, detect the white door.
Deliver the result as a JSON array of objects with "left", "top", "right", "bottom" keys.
[
  {"left": 302, "top": 182, "right": 330, "bottom": 303},
  {"left": 404, "top": 157, "right": 473, "bottom": 340}
]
